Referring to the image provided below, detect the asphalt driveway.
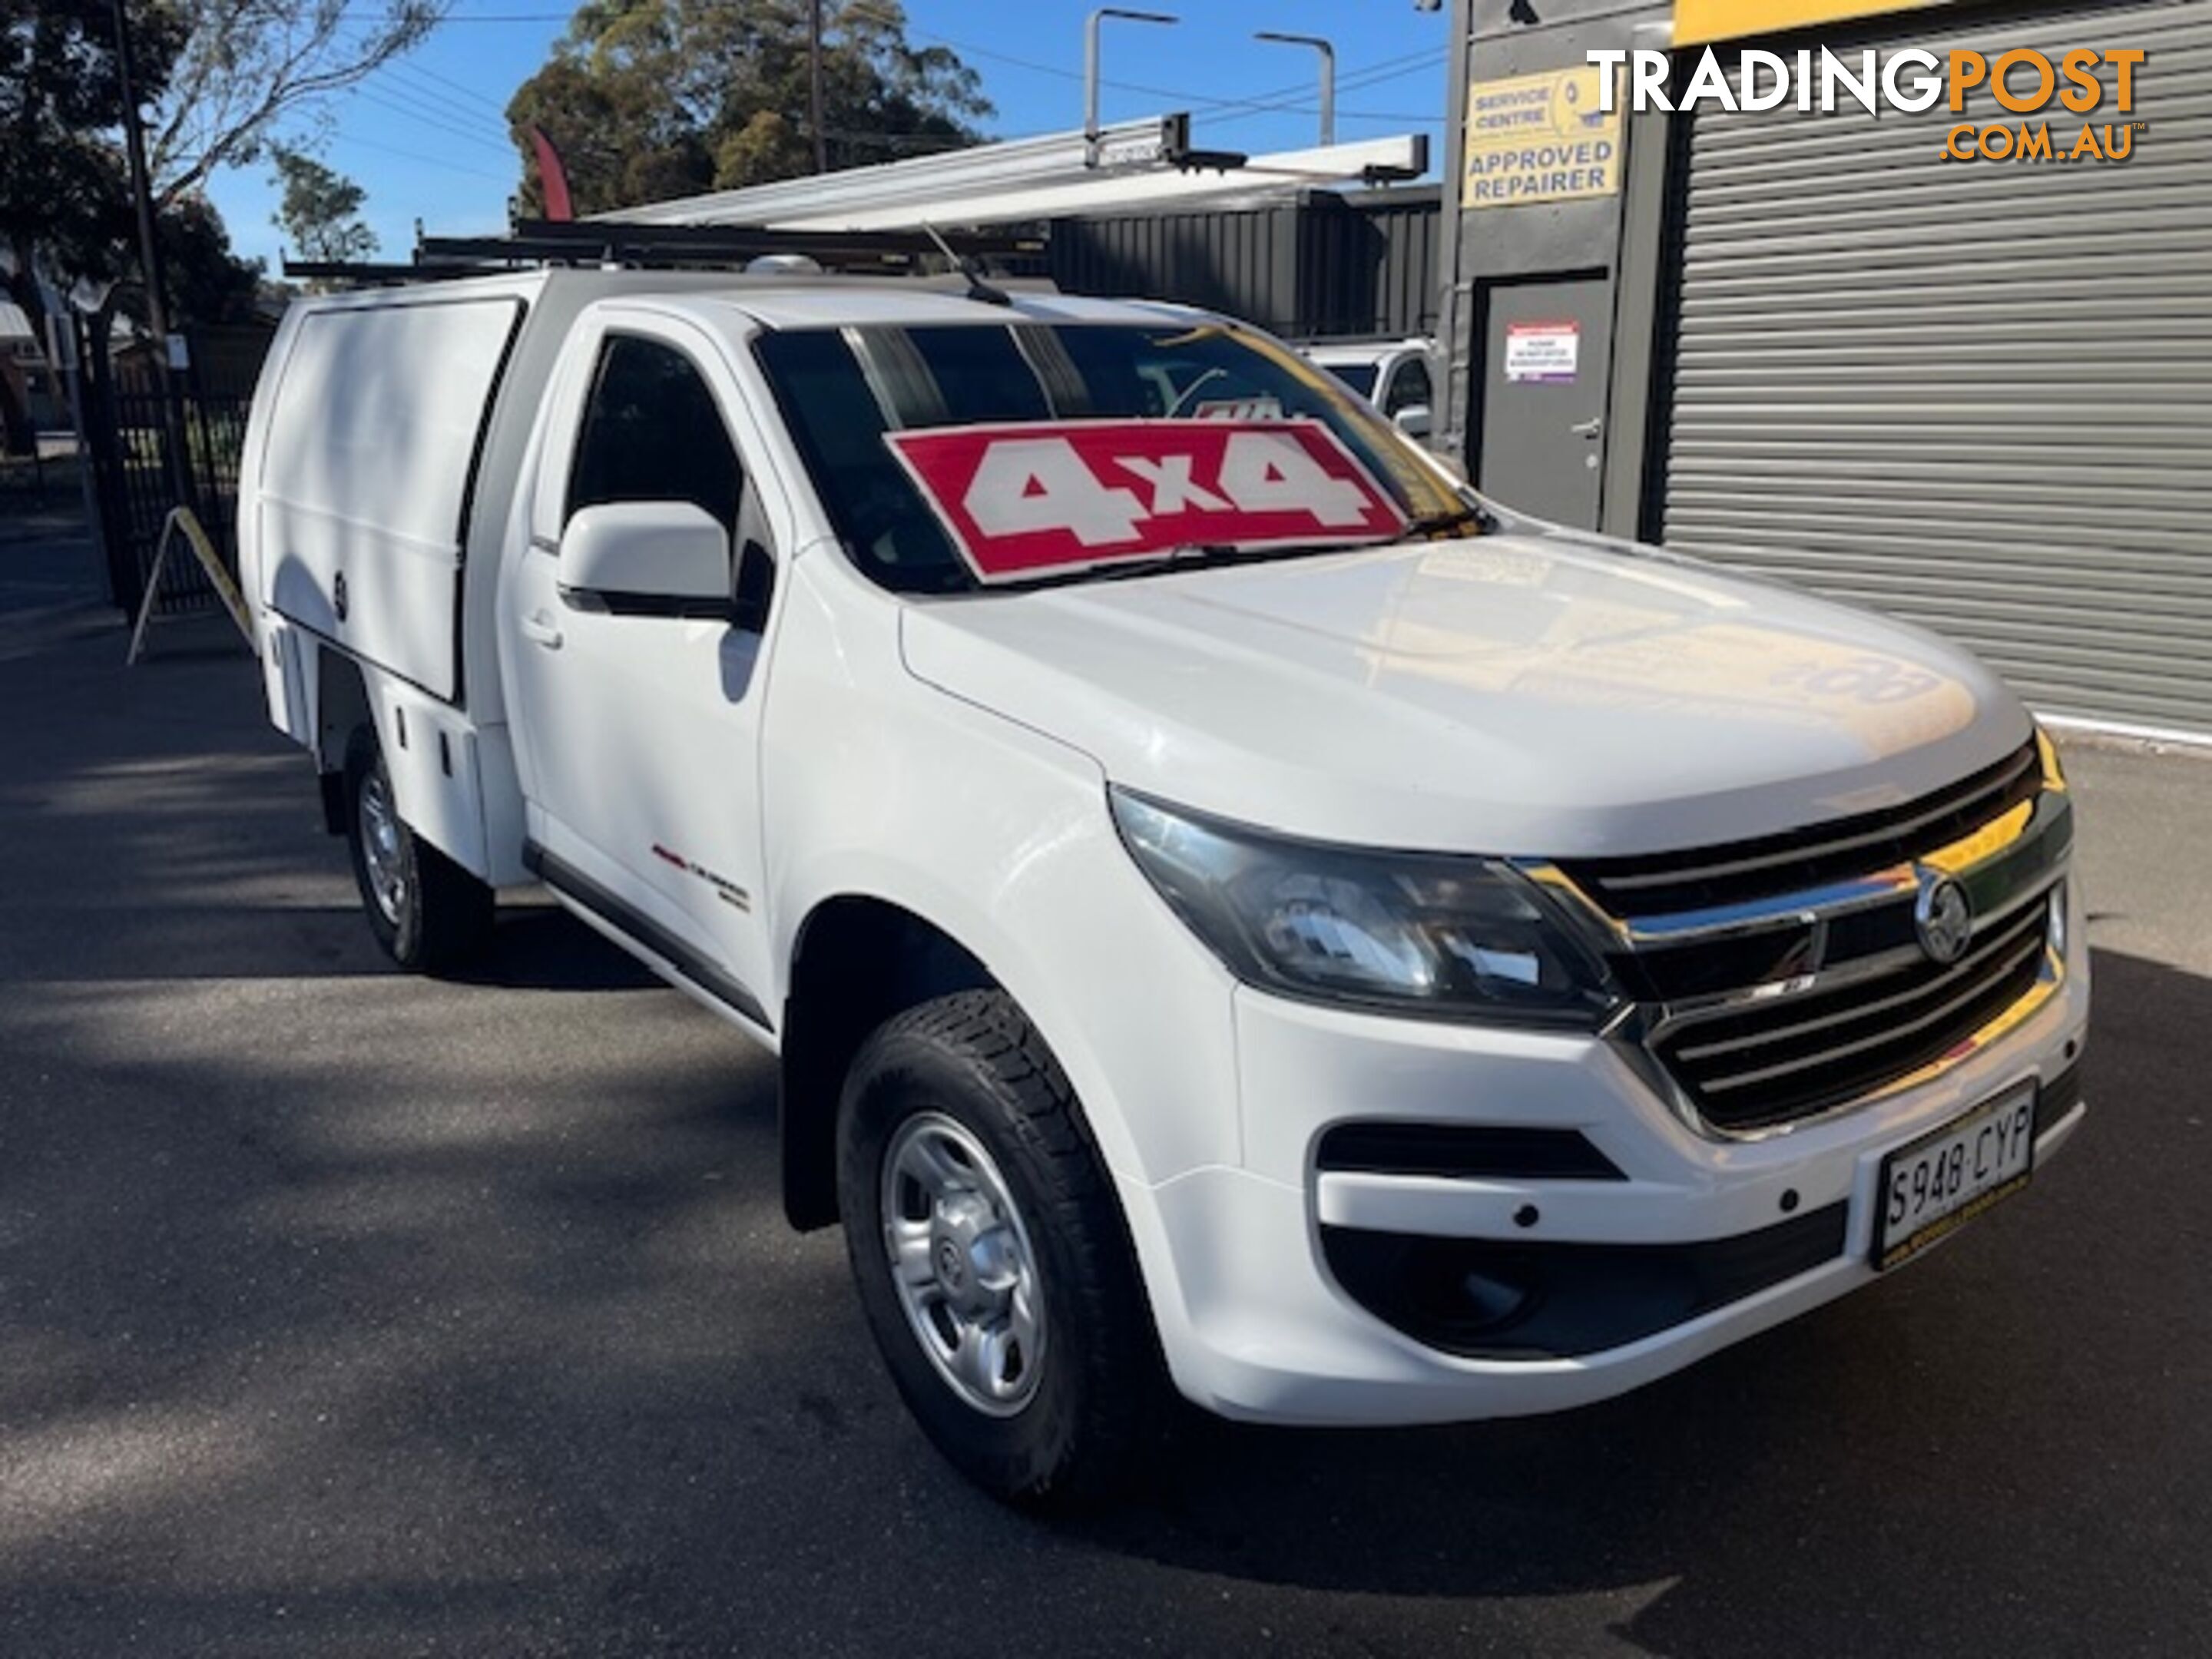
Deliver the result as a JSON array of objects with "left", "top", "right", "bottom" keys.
[{"left": 2, "top": 512, "right": 2207, "bottom": 1656}]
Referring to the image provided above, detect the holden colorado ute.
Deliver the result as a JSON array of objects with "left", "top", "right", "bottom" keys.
[{"left": 237, "top": 268, "right": 2088, "bottom": 1503}]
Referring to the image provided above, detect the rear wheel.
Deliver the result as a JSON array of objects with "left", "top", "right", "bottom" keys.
[
  {"left": 343, "top": 726, "right": 493, "bottom": 972},
  {"left": 837, "top": 991, "right": 1167, "bottom": 1505}
]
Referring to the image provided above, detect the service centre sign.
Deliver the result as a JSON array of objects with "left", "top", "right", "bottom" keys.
[
  {"left": 1462, "top": 64, "right": 1622, "bottom": 208},
  {"left": 886, "top": 419, "right": 1408, "bottom": 583}
]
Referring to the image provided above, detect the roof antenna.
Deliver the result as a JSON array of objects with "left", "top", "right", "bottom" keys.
[{"left": 920, "top": 221, "right": 1012, "bottom": 307}]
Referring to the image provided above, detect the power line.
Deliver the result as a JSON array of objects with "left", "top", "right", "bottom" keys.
[
  {"left": 891, "top": 21, "right": 1442, "bottom": 121},
  {"left": 329, "top": 130, "right": 516, "bottom": 180},
  {"left": 351, "top": 82, "right": 518, "bottom": 157},
  {"left": 382, "top": 54, "right": 517, "bottom": 119},
  {"left": 331, "top": 7, "right": 1445, "bottom": 127},
  {"left": 1202, "top": 51, "right": 1447, "bottom": 129},
  {"left": 354, "top": 70, "right": 514, "bottom": 141}
]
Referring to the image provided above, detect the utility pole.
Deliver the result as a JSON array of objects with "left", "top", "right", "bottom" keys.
[
  {"left": 809, "top": 0, "right": 828, "bottom": 174},
  {"left": 108, "top": 0, "right": 194, "bottom": 517},
  {"left": 1253, "top": 32, "right": 1337, "bottom": 147}
]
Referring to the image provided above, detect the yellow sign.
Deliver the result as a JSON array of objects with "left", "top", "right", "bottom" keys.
[
  {"left": 126, "top": 506, "right": 254, "bottom": 665},
  {"left": 1462, "top": 65, "right": 1622, "bottom": 209},
  {"left": 1673, "top": 0, "right": 1947, "bottom": 49}
]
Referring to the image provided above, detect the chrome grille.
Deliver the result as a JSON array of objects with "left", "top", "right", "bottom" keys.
[
  {"left": 1651, "top": 896, "right": 2051, "bottom": 1134},
  {"left": 1542, "top": 738, "right": 2070, "bottom": 1137},
  {"left": 1566, "top": 740, "right": 2041, "bottom": 919}
]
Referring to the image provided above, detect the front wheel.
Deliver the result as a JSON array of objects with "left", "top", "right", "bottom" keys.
[
  {"left": 837, "top": 991, "right": 1167, "bottom": 1505},
  {"left": 342, "top": 726, "right": 493, "bottom": 972}
]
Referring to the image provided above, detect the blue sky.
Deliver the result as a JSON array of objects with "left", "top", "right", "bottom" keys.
[{"left": 204, "top": 1, "right": 1452, "bottom": 273}]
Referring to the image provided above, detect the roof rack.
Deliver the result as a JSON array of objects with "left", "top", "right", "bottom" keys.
[
  {"left": 283, "top": 220, "right": 1044, "bottom": 288},
  {"left": 430, "top": 219, "right": 1042, "bottom": 268}
]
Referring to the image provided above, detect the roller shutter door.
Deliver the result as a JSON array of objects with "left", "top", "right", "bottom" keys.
[{"left": 1661, "top": 0, "right": 2212, "bottom": 737}]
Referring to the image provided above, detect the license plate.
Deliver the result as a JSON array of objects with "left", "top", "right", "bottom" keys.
[{"left": 1873, "top": 1084, "right": 2038, "bottom": 1270}]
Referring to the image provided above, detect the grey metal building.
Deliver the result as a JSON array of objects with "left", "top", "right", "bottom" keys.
[
  {"left": 1438, "top": 0, "right": 2212, "bottom": 739},
  {"left": 1049, "top": 187, "right": 1442, "bottom": 342}
]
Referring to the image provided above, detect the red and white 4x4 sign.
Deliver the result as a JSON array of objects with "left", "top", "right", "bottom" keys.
[{"left": 885, "top": 418, "right": 1407, "bottom": 583}]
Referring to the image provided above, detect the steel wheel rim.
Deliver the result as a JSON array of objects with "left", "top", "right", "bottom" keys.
[
  {"left": 879, "top": 1111, "right": 1047, "bottom": 1417},
  {"left": 357, "top": 767, "right": 409, "bottom": 927}
]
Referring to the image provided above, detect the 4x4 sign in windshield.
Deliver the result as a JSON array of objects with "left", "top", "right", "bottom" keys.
[{"left": 885, "top": 417, "right": 1408, "bottom": 583}]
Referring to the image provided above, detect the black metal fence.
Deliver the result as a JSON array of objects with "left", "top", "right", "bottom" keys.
[{"left": 76, "top": 321, "right": 270, "bottom": 618}]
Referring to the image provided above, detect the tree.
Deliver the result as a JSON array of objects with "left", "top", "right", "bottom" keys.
[
  {"left": 161, "top": 194, "right": 266, "bottom": 325},
  {"left": 270, "top": 147, "right": 378, "bottom": 267},
  {"left": 0, "top": 2, "right": 174, "bottom": 449},
  {"left": 507, "top": 1, "right": 992, "bottom": 218},
  {"left": 1, "top": 0, "right": 438, "bottom": 449},
  {"left": 147, "top": 1, "right": 449, "bottom": 205}
]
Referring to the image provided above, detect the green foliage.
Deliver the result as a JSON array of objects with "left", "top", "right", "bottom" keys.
[
  {"left": 160, "top": 195, "right": 264, "bottom": 325},
  {"left": 1, "top": 1, "right": 404, "bottom": 449},
  {"left": 0, "top": 0, "right": 433, "bottom": 444},
  {"left": 507, "top": 0, "right": 992, "bottom": 217},
  {"left": 0, "top": 2, "right": 181, "bottom": 287},
  {"left": 270, "top": 147, "right": 379, "bottom": 266},
  {"left": 0, "top": 4, "right": 259, "bottom": 336}
]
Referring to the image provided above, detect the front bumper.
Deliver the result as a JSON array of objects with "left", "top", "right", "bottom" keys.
[{"left": 1121, "top": 895, "right": 2089, "bottom": 1426}]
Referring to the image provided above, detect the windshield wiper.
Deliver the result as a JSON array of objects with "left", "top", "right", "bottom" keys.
[
  {"left": 1388, "top": 503, "right": 1497, "bottom": 543},
  {"left": 988, "top": 509, "right": 1498, "bottom": 594},
  {"left": 1090, "top": 539, "right": 1388, "bottom": 583}
]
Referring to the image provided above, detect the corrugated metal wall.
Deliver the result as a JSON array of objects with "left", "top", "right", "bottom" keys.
[
  {"left": 1050, "top": 188, "right": 1439, "bottom": 340},
  {"left": 1301, "top": 191, "right": 1443, "bottom": 339},
  {"left": 1661, "top": 0, "right": 2212, "bottom": 736}
]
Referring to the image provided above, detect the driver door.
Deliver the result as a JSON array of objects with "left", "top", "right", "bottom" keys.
[{"left": 504, "top": 315, "right": 783, "bottom": 1026}]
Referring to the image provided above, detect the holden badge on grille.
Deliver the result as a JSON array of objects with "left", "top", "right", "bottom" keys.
[{"left": 1914, "top": 874, "right": 1975, "bottom": 965}]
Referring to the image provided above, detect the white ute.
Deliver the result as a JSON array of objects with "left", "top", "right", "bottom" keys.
[
  {"left": 239, "top": 267, "right": 2088, "bottom": 1503},
  {"left": 1302, "top": 335, "right": 1441, "bottom": 437}
]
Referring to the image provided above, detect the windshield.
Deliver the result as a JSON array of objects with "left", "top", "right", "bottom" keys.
[
  {"left": 753, "top": 320, "right": 1462, "bottom": 594},
  {"left": 1318, "top": 361, "right": 1378, "bottom": 397}
]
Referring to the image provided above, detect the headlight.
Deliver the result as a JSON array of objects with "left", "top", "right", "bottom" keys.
[{"left": 1110, "top": 789, "right": 1618, "bottom": 1026}]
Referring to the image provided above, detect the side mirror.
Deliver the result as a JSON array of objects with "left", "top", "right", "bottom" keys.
[
  {"left": 558, "top": 502, "right": 730, "bottom": 610},
  {"left": 1392, "top": 404, "right": 1433, "bottom": 440}
]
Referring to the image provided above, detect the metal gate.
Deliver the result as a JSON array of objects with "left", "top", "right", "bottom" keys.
[
  {"left": 1659, "top": 0, "right": 2212, "bottom": 737},
  {"left": 76, "top": 320, "right": 269, "bottom": 618}
]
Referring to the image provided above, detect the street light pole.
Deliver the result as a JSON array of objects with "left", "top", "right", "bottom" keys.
[
  {"left": 1253, "top": 31, "right": 1336, "bottom": 147},
  {"left": 1084, "top": 9, "right": 1177, "bottom": 165},
  {"left": 108, "top": 0, "right": 194, "bottom": 520},
  {"left": 809, "top": 0, "right": 827, "bottom": 174}
]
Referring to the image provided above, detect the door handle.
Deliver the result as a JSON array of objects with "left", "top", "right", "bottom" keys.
[
  {"left": 1569, "top": 418, "right": 1604, "bottom": 439},
  {"left": 519, "top": 612, "right": 563, "bottom": 650}
]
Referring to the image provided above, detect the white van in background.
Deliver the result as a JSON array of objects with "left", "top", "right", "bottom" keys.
[
  {"left": 238, "top": 267, "right": 2087, "bottom": 1505},
  {"left": 1301, "top": 336, "right": 1442, "bottom": 437}
]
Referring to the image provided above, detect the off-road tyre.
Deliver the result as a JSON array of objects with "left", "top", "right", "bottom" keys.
[
  {"left": 342, "top": 725, "right": 494, "bottom": 973},
  {"left": 837, "top": 990, "right": 1170, "bottom": 1507}
]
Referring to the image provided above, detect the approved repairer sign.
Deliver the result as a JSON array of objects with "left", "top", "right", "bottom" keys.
[{"left": 1462, "top": 64, "right": 1622, "bottom": 209}]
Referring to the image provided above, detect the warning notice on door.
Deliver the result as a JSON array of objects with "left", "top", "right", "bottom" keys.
[
  {"left": 1505, "top": 321, "right": 1580, "bottom": 384},
  {"left": 1463, "top": 64, "right": 1622, "bottom": 208}
]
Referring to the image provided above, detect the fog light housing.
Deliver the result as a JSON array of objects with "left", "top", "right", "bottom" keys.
[
  {"left": 2048, "top": 879, "right": 2068, "bottom": 959},
  {"left": 1458, "top": 1270, "right": 1530, "bottom": 1330}
]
